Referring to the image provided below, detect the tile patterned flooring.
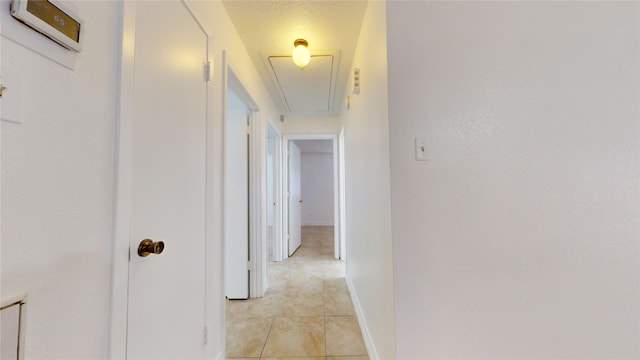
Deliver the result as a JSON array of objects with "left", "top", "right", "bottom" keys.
[{"left": 225, "top": 226, "right": 369, "bottom": 360}]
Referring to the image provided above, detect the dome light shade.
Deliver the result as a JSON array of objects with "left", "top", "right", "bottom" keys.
[{"left": 292, "top": 39, "right": 310, "bottom": 68}]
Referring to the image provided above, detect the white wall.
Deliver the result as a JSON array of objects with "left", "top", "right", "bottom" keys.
[
  {"left": 281, "top": 115, "right": 339, "bottom": 135},
  {"left": 387, "top": 2, "right": 639, "bottom": 358},
  {"left": 300, "top": 152, "right": 334, "bottom": 226},
  {"left": 338, "top": 2, "right": 395, "bottom": 359},
  {"left": 1, "top": 1, "right": 120, "bottom": 358}
]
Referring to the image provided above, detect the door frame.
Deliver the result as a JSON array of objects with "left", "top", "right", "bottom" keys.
[
  {"left": 109, "top": 1, "right": 215, "bottom": 357},
  {"left": 222, "top": 55, "right": 265, "bottom": 299},
  {"left": 281, "top": 134, "right": 340, "bottom": 260}
]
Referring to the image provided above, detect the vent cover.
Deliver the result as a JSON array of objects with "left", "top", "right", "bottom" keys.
[{"left": 264, "top": 51, "right": 340, "bottom": 115}]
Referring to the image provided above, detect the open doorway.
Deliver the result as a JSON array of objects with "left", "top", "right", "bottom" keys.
[
  {"left": 281, "top": 134, "right": 342, "bottom": 261},
  {"left": 224, "top": 64, "right": 260, "bottom": 300},
  {"left": 225, "top": 80, "right": 251, "bottom": 300}
]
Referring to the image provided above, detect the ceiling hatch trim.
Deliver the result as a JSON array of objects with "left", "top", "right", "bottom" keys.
[{"left": 261, "top": 50, "right": 341, "bottom": 115}]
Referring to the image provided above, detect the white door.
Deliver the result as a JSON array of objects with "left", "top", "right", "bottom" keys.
[
  {"left": 288, "top": 142, "right": 302, "bottom": 255},
  {"left": 267, "top": 130, "right": 276, "bottom": 261},
  {"left": 127, "top": 1, "right": 208, "bottom": 358},
  {"left": 225, "top": 88, "right": 249, "bottom": 299}
]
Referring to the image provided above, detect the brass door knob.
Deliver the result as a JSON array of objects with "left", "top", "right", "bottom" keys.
[{"left": 138, "top": 239, "right": 165, "bottom": 257}]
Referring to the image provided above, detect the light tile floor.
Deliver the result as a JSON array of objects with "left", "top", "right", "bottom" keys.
[{"left": 226, "top": 226, "right": 369, "bottom": 360}]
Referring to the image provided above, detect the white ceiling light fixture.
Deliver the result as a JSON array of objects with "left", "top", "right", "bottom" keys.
[{"left": 292, "top": 39, "right": 310, "bottom": 68}]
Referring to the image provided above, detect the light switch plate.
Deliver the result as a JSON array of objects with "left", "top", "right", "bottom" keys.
[{"left": 415, "top": 137, "right": 428, "bottom": 161}]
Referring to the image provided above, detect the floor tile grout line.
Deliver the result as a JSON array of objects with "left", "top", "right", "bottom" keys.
[
  {"left": 228, "top": 226, "right": 368, "bottom": 359},
  {"left": 323, "top": 273, "right": 328, "bottom": 358},
  {"left": 257, "top": 288, "right": 282, "bottom": 359}
]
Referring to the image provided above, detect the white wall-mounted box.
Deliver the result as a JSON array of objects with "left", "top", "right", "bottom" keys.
[
  {"left": 10, "top": 0, "right": 82, "bottom": 52},
  {"left": 1, "top": 0, "right": 80, "bottom": 69}
]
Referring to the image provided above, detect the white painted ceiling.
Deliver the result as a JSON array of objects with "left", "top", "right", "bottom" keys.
[{"left": 223, "top": 0, "right": 369, "bottom": 116}]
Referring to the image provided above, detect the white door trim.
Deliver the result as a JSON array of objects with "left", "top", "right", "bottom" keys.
[
  {"left": 109, "top": 1, "right": 215, "bottom": 357},
  {"left": 281, "top": 134, "right": 340, "bottom": 260}
]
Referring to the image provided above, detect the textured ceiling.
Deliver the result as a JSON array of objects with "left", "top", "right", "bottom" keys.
[{"left": 223, "top": 0, "right": 369, "bottom": 116}]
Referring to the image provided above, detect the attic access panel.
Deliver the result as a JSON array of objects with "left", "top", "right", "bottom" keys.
[{"left": 268, "top": 55, "right": 334, "bottom": 113}]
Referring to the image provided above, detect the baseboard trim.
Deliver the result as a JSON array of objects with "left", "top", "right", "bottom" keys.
[{"left": 345, "top": 277, "right": 379, "bottom": 360}]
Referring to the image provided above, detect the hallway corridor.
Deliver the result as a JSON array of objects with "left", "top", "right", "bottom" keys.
[{"left": 225, "top": 226, "right": 368, "bottom": 359}]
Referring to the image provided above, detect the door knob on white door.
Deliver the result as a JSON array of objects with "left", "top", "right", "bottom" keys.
[{"left": 137, "top": 239, "right": 165, "bottom": 257}]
